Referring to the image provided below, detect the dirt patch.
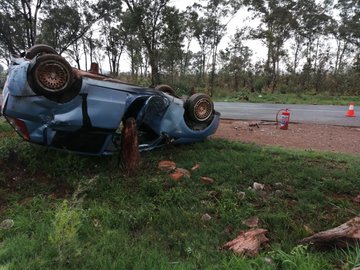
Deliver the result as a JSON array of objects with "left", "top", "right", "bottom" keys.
[{"left": 213, "top": 119, "right": 360, "bottom": 155}]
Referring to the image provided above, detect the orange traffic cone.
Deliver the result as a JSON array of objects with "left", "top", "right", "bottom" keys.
[{"left": 345, "top": 102, "right": 356, "bottom": 117}]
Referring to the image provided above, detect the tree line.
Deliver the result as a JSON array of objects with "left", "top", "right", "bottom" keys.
[{"left": 0, "top": 0, "right": 359, "bottom": 96}]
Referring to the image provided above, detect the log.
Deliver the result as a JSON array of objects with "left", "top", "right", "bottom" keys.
[
  {"left": 223, "top": 228, "right": 269, "bottom": 257},
  {"left": 300, "top": 216, "right": 360, "bottom": 248},
  {"left": 121, "top": 118, "right": 141, "bottom": 176}
]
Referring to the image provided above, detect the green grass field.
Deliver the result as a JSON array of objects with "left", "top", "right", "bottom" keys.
[{"left": 1, "top": 120, "right": 360, "bottom": 269}]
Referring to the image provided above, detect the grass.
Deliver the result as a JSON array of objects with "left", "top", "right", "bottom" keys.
[
  {"left": 213, "top": 91, "right": 360, "bottom": 106},
  {"left": 1, "top": 119, "right": 360, "bottom": 269}
]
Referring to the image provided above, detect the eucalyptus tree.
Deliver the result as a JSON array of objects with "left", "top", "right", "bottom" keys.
[
  {"left": 337, "top": 0, "right": 360, "bottom": 48},
  {"left": 219, "top": 29, "right": 253, "bottom": 91},
  {"left": 158, "top": 7, "right": 185, "bottom": 82},
  {"left": 0, "top": 0, "right": 51, "bottom": 55},
  {"left": 37, "top": 0, "right": 113, "bottom": 70},
  {"left": 284, "top": 0, "right": 331, "bottom": 91},
  {"left": 190, "top": 0, "right": 241, "bottom": 95},
  {"left": 336, "top": 0, "right": 360, "bottom": 72},
  {"left": 246, "top": 0, "right": 296, "bottom": 92},
  {"left": 96, "top": 0, "right": 125, "bottom": 75},
  {"left": 181, "top": 7, "right": 198, "bottom": 75},
  {"left": 124, "top": 0, "right": 173, "bottom": 86}
]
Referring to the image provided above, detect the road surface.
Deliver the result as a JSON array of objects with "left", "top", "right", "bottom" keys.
[{"left": 214, "top": 102, "right": 360, "bottom": 126}]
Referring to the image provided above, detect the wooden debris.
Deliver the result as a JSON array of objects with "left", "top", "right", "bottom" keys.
[
  {"left": 223, "top": 229, "right": 269, "bottom": 257},
  {"left": 158, "top": 160, "right": 176, "bottom": 172},
  {"left": 353, "top": 195, "right": 360, "bottom": 203},
  {"left": 201, "top": 213, "right": 212, "bottom": 221},
  {"left": 253, "top": 182, "right": 265, "bottom": 191},
  {"left": 191, "top": 163, "right": 200, "bottom": 171},
  {"left": 200, "top": 176, "right": 215, "bottom": 184},
  {"left": 176, "top": 168, "right": 191, "bottom": 178},
  {"left": 121, "top": 118, "right": 141, "bottom": 176},
  {"left": 243, "top": 217, "right": 260, "bottom": 228},
  {"left": 170, "top": 171, "right": 183, "bottom": 181},
  {"left": 0, "top": 219, "right": 14, "bottom": 229},
  {"left": 169, "top": 168, "right": 190, "bottom": 181},
  {"left": 300, "top": 216, "right": 360, "bottom": 248},
  {"left": 303, "top": 224, "right": 315, "bottom": 235}
]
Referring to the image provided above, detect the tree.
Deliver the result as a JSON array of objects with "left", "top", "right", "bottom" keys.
[
  {"left": 96, "top": 0, "right": 124, "bottom": 75},
  {"left": 0, "top": 0, "right": 51, "bottom": 55},
  {"left": 158, "top": 7, "right": 184, "bottom": 83},
  {"left": 38, "top": 0, "right": 97, "bottom": 54},
  {"left": 124, "top": 0, "right": 180, "bottom": 86},
  {"left": 189, "top": 0, "right": 240, "bottom": 95},
  {"left": 247, "top": 0, "right": 296, "bottom": 92},
  {"left": 219, "top": 29, "right": 253, "bottom": 91},
  {"left": 335, "top": 0, "right": 360, "bottom": 73}
]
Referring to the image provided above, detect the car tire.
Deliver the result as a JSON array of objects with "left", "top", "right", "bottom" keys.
[
  {"left": 155, "top": 84, "right": 177, "bottom": 96},
  {"left": 186, "top": 93, "right": 214, "bottom": 122},
  {"left": 25, "top": 44, "right": 58, "bottom": 59},
  {"left": 29, "top": 54, "right": 74, "bottom": 96}
]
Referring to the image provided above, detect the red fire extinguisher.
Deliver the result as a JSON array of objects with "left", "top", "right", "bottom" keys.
[{"left": 276, "top": 109, "right": 290, "bottom": 130}]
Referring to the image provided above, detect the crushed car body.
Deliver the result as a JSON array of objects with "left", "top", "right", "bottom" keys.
[{"left": 1, "top": 45, "right": 220, "bottom": 155}]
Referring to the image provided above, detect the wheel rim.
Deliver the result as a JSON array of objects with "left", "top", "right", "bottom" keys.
[
  {"left": 194, "top": 98, "right": 212, "bottom": 121},
  {"left": 35, "top": 60, "right": 70, "bottom": 92}
]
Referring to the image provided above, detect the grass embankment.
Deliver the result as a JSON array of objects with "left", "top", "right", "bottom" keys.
[
  {"left": 213, "top": 91, "right": 360, "bottom": 106},
  {"left": 0, "top": 120, "right": 360, "bottom": 269}
]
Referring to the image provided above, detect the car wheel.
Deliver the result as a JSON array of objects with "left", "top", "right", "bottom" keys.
[
  {"left": 155, "top": 84, "right": 177, "bottom": 96},
  {"left": 25, "top": 44, "right": 58, "bottom": 59},
  {"left": 29, "top": 54, "right": 74, "bottom": 95},
  {"left": 186, "top": 93, "right": 214, "bottom": 122}
]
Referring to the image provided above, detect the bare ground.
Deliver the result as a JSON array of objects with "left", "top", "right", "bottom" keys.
[{"left": 213, "top": 119, "right": 360, "bottom": 155}]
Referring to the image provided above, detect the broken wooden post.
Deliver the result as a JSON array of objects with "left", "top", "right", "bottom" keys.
[
  {"left": 223, "top": 228, "right": 269, "bottom": 257},
  {"left": 121, "top": 117, "right": 140, "bottom": 176},
  {"left": 300, "top": 216, "right": 360, "bottom": 248}
]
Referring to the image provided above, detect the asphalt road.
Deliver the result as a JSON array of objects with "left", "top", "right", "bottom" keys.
[{"left": 214, "top": 102, "right": 360, "bottom": 126}]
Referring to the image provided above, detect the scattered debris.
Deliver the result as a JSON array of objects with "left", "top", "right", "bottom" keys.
[
  {"left": 176, "top": 168, "right": 191, "bottom": 178},
  {"left": 169, "top": 168, "right": 191, "bottom": 181},
  {"left": 300, "top": 215, "right": 360, "bottom": 248},
  {"left": 303, "top": 224, "right": 315, "bottom": 235},
  {"left": 249, "top": 123, "right": 260, "bottom": 128},
  {"left": 191, "top": 163, "right": 200, "bottom": 171},
  {"left": 243, "top": 217, "right": 260, "bottom": 228},
  {"left": 158, "top": 160, "right": 176, "bottom": 172},
  {"left": 93, "top": 219, "right": 101, "bottom": 228},
  {"left": 353, "top": 195, "right": 360, "bottom": 203},
  {"left": 223, "top": 229, "right": 269, "bottom": 257},
  {"left": 200, "top": 176, "right": 215, "bottom": 184},
  {"left": 237, "top": 191, "right": 246, "bottom": 200},
  {"left": 263, "top": 257, "right": 274, "bottom": 265},
  {"left": 170, "top": 171, "right": 184, "bottom": 181},
  {"left": 253, "top": 182, "right": 265, "bottom": 191},
  {"left": 201, "top": 213, "right": 212, "bottom": 221},
  {"left": 223, "top": 226, "right": 234, "bottom": 235},
  {"left": 208, "top": 190, "right": 221, "bottom": 199},
  {"left": 0, "top": 219, "right": 14, "bottom": 229}
]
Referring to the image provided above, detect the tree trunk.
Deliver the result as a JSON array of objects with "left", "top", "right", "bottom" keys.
[
  {"left": 300, "top": 216, "right": 360, "bottom": 249},
  {"left": 121, "top": 118, "right": 141, "bottom": 176}
]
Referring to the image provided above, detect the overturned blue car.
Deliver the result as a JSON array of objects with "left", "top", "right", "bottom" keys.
[{"left": 1, "top": 45, "right": 220, "bottom": 155}]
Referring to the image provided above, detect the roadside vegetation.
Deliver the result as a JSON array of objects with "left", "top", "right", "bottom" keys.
[
  {"left": 1, "top": 120, "right": 360, "bottom": 269},
  {"left": 211, "top": 91, "right": 360, "bottom": 105},
  {"left": 0, "top": 0, "right": 359, "bottom": 96}
]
